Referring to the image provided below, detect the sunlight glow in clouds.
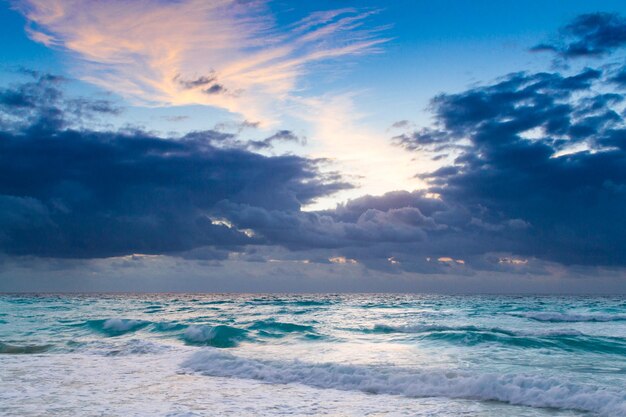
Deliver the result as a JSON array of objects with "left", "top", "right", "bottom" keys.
[
  {"left": 17, "top": 0, "right": 386, "bottom": 124},
  {"left": 298, "top": 93, "right": 427, "bottom": 209},
  {"left": 15, "top": 0, "right": 422, "bottom": 207}
]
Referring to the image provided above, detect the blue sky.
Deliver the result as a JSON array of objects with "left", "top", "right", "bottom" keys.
[
  {"left": 2, "top": 1, "right": 622, "bottom": 147},
  {"left": 4, "top": 1, "right": 624, "bottom": 114},
  {"left": 1, "top": 1, "right": 626, "bottom": 292}
]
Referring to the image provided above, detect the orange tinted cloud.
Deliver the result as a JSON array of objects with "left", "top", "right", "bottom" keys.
[{"left": 17, "top": 0, "right": 386, "bottom": 123}]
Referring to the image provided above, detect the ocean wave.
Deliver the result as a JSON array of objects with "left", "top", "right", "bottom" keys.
[
  {"left": 182, "top": 325, "right": 248, "bottom": 348},
  {"left": 245, "top": 298, "right": 334, "bottom": 307},
  {"left": 369, "top": 324, "right": 626, "bottom": 354},
  {"left": 182, "top": 349, "right": 626, "bottom": 416},
  {"left": 196, "top": 300, "right": 234, "bottom": 305},
  {"left": 248, "top": 320, "right": 315, "bottom": 334},
  {"left": 424, "top": 331, "right": 626, "bottom": 354},
  {"left": 371, "top": 323, "right": 502, "bottom": 334},
  {"left": 512, "top": 312, "right": 626, "bottom": 323},
  {"left": 275, "top": 308, "right": 313, "bottom": 315},
  {"left": 291, "top": 299, "right": 333, "bottom": 306},
  {"left": 371, "top": 323, "right": 587, "bottom": 337},
  {"left": 152, "top": 321, "right": 186, "bottom": 332},
  {"left": 0, "top": 342, "right": 52, "bottom": 354},
  {"left": 86, "top": 318, "right": 150, "bottom": 336}
]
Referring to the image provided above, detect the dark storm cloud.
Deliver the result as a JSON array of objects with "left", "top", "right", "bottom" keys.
[
  {"left": 0, "top": 74, "right": 121, "bottom": 132},
  {"left": 0, "top": 75, "right": 350, "bottom": 258},
  {"left": 222, "top": 189, "right": 452, "bottom": 250},
  {"left": 5, "top": 8, "right": 626, "bottom": 277},
  {"left": 214, "top": 187, "right": 537, "bottom": 276},
  {"left": 395, "top": 65, "right": 626, "bottom": 267},
  {"left": 531, "top": 12, "right": 626, "bottom": 58},
  {"left": 342, "top": 13, "right": 626, "bottom": 271},
  {"left": 188, "top": 128, "right": 306, "bottom": 152}
]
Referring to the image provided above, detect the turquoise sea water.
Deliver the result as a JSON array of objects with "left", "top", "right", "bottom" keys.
[{"left": 1, "top": 294, "right": 626, "bottom": 416}]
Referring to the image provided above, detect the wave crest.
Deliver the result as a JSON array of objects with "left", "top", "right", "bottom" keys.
[
  {"left": 182, "top": 349, "right": 626, "bottom": 416},
  {"left": 370, "top": 324, "right": 626, "bottom": 353},
  {"left": 86, "top": 318, "right": 150, "bottom": 336},
  {"left": 182, "top": 325, "right": 247, "bottom": 348},
  {"left": 248, "top": 320, "right": 315, "bottom": 335}
]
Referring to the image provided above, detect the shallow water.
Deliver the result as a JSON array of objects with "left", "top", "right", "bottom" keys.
[{"left": 1, "top": 293, "right": 625, "bottom": 416}]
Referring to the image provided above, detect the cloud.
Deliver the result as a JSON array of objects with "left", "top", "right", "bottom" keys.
[
  {"left": 531, "top": 12, "right": 626, "bottom": 58},
  {"left": 215, "top": 119, "right": 260, "bottom": 132},
  {"left": 184, "top": 127, "right": 306, "bottom": 152},
  {"left": 0, "top": 75, "right": 350, "bottom": 258},
  {"left": 4, "top": 11, "right": 626, "bottom": 292},
  {"left": 5, "top": 72, "right": 620, "bottom": 274},
  {"left": 295, "top": 92, "right": 425, "bottom": 209},
  {"left": 247, "top": 130, "right": 307, "bottom": 150},
  {"left": 214, "top": 188, "right": 538, "bottom": 277},
  {"left": 0, "top": 72, "right": 120, "bottom": 132},
  {"left": 0, "top": 75, "right": 533, "bottom": 274},
  {"left": 13, "top": 1, "right": 412, "bottom": 208},
  {"left": 610, "top": 65, "right": 626, "bottom": 88},
  {"left": 162, "top": 115, "right": 190, "bottom": 122},
  {"left": 15, "top": 0, "right": 387, "bottom": 123},
  {"left": 174, "top": 72, "right": 227, "bottom": 96},
  {"left": 395, "top": 66, "right": 626, "bottom": 266}
]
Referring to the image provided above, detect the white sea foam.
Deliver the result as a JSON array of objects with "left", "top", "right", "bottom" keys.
[
  {"left": 102, "top": 318, "right": 147, "bottom": 332},
  {"left": 76, "top": 339, "right": 172, "bottom": 356},
  {"left": 183, "top": 326, "right": 215, "bottom": 343},
  {"left": 182, "top": 349, "right": 626, "bottom": 416},
  {"left": 109, "top": 339, "right": 171, "bottom": 356}
]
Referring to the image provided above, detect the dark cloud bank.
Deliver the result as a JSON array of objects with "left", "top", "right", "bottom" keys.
[
  {"left": 0, "top": 74, "right": 348, "bottom": 259},
  {"left": 2, "top": 13, "right": 626, "bottom": 291},
  {"left": 531, "top": 12, "right": 626, "bottom": 58}
]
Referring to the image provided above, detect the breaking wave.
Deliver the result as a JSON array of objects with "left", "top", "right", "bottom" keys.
[
  {"left": 182, "top": 349, "right": 626, "bottom": 416},
  {"left": 182, "top": 325, "right": 248, "bottom": 348},
  {"left": 86, "top": 318, "right": 150, "bottom": 336},
  {"left": 80, "top": 317, "right": 320, "bottom": 345}
]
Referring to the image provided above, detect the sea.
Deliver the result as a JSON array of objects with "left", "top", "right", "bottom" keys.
[{"left": 1, "top": 294, "right": 625, "bottom": 417}]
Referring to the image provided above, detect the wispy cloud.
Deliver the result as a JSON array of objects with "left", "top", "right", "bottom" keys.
[{"left": 16, "top": 0, "right": 386, "bottom": 123}]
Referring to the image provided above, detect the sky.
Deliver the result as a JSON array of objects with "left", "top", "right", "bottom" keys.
[{"left": 1, "top": 0, "right": 626, "bottom": 293}]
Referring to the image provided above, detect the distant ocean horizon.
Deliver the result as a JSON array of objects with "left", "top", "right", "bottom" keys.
[{"left": 1, "top": 293, "right": 625, "bottom": 416}]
